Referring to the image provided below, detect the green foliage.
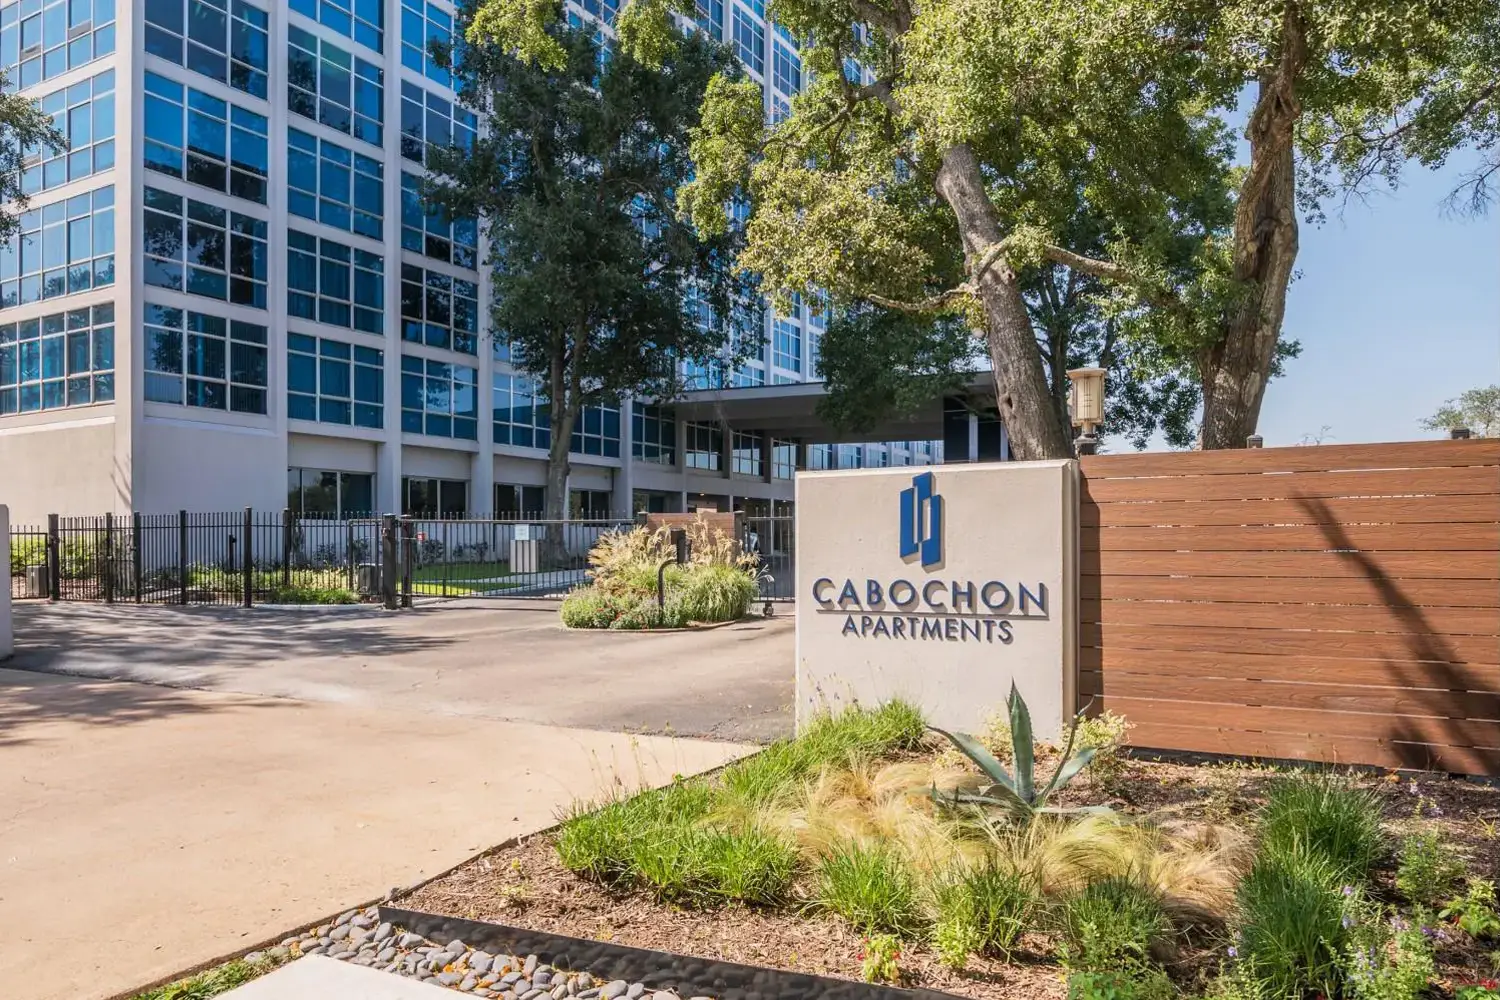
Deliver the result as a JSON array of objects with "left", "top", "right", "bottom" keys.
[
  {"left": 719, "top": 700, "right": 926, "bottom": 807},
  {"left": 0, "top": 81, "right": 66, "bottom": 243},
  {"left": 928, "top": 860, "right": 1037, "bottom": 967},
  {"left": 9, "top": 534, "right": 44, "bottom": 575},
  {"left": 814, "top": 840, "right": 924, "bottom": 936},
  {"left": 931, "top": 682, "right": 1102, "bottom": 823},
  {"left": 428, "top": 22, "right": 753, "bottom": 516},
  {"left": 130, "top": 953, "right": 286, "bottom": 1000},
  {"left": 1055, "top": 877, "right": 1170, "bottom": 972},
  {"left": 860, "top": 933, "right": 903, "bottom": 985},
  {"left": 1421, "top": 385, "right": 1500, "bottom": 437},
  {"left": 697, "top": 825, "right": 800, "bottom": 905},
  {"left": 675, "top": 562, "right": 758, "bottom": 623},
  {"left": 1066, "top": 968, "right": 1173, "bottom": 1000},
  {"left": 1396, "top": 829, "right": 1467, "bottom": 907},
  {"left": 559, "top": 587, "right": 627, "bottom": 628},
  {"left": 1257, "top": 772, "right": 1386, "bottom": 882},
  {"left": 1235, "top": 847, "right": 1348, "bottom": 1000},
  {"left": 1341, "top": 892, "right": 1436, "bottom": 1000},
  {"left": 1442, "top": 878, "right": 1500, "bottom": 940},
  {"left": 1457, "top": 986, "right": 1500, "bottom": 1000},
  {"left": 263, "top": 582, "right": 359, "bottom": 605}
]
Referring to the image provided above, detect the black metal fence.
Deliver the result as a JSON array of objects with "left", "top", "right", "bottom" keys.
[{"left": 8, "top": 510, "right": 790, "bottom": 605}]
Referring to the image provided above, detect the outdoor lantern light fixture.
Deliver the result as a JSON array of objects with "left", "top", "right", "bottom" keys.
[{"left": 1067, "top": 367, "right": 1106, "bottom": 456}]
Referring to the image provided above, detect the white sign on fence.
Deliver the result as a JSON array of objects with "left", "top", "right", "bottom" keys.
[{"left": 794, "top": 461, "right": 1079, "bottom": 741}]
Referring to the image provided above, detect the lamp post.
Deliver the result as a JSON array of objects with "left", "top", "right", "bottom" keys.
[{"left": 1067, "top": 367, "right": 1106, "bottom": 456}]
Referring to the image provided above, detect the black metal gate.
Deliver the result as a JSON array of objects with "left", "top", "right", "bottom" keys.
[{"left": 743, "top": 514, "right": 794, "bottom": 600}]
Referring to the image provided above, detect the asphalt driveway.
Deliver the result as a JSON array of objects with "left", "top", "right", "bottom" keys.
[{"left": 6, "top": 599, "right": 795, "bottom": 742}]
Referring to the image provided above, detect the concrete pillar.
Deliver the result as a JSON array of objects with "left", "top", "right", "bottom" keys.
[
  {"left": 470, "top": 448, "right": 494, "bottom": 517},
  {"left": 613, "top": 397, "right": 636, "bottom": 516},
  {"left": 377, "top": 440, "right": 402, "bottom": 515},
  {"left": 794, "top": 439, "right": 808, "bottom": 471},
  {"left": 760, "top": 430, "right": 773, "bottom": 483},
  {"left": 968, "top": 414, "right": 980, "bottom": 463},
  {"left": 720, "top": 422, "right": 733, "bottom": 478}
]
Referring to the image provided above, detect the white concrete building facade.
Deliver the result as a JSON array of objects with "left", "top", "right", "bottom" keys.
[{"left": 0, "top": 0, "right": 962, "bottom": 525}]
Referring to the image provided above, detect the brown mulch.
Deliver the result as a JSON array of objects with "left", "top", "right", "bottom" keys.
[{"left": 401, "top": 756, "right": 1500, "bottom": 998}]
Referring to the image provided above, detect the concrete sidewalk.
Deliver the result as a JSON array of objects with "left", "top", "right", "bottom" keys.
[
  {"left": 0, "top": 668, "right": 753, "bottom": 1000},
  {"left": 223, "top": 957, "right": 450, "bottom": 999}
]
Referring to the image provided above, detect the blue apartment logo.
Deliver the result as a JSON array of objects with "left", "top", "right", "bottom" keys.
[{"left": 899, "top": 471, "right": 943, "bottom": 569}]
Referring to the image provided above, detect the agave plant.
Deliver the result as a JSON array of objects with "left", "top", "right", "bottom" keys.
[{"left": 930, "top": 682, "right": 1106, "bottom": 824}]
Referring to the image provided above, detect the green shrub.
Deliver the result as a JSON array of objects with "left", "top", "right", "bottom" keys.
[
  {"left": 9, "top": 535, "right": 45, "bottom": 575},
  {"left": 1258, "top": 771, "right": 1385, "bottom": 881},
  {"left": 720, "top": 700, "right": 926, "bottom": 807},
  {"left": 264, "top": 582, "right": 358, "bottom": 604},
  {"left": 676, "top": 562, "right": 759, "bottom": 622},
  {"left": 1235, "top": 847, "right": 1347, "bottom": 999},
  {"left": 815, "top": 840, "right": 924, "bottom": 936},
  {"left": 1055, "top": 877, "right": 1170, "bottom": 972},
  {"left": 559, "top": 587, "right": 624, "bottom": 628},
  {"left": 929, "top": 859, "right": 1036, "bottom": 967},
  {"left": 1441, "top": 878, "right": 1500, "bottom": 939},
  {"left": 555, "top": 797, "right": 636, "bottom": 883},
  {"left": 1342, "top": 892, "right": 1436, "bottom": 1000},
  {"left": 1395, "top": 829, "right": 1466, "bottom": 907},
  {"left": 698, "top": 825, "right": 800, "bottom": 905},
  {"left": 1066, "top": 968, "right": 1173, "bottom": 1000},
  {"left": 555, "top": 777, "right": 718, "bottom": 888}
]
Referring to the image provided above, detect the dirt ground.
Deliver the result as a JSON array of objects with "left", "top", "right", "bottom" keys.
[{"left": 402, "top": 756, "right": 1500, "bottom": 998}]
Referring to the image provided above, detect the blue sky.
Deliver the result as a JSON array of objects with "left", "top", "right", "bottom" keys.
[{"left": 1257, "top": 149, "right": 1500, "bottom": 447}]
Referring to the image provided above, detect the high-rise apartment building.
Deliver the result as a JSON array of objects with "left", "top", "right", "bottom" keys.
[{"left": 0, "top": 0, "right": 949, "bottom": 525}]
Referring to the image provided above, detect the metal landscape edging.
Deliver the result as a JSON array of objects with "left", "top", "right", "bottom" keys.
[{"left": 377, "top": 905, "right": 962, "bottom": 1000}]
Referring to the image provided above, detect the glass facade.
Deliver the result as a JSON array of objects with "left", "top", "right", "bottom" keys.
[
  {"left": 143, "top": 303, "right": 268, "bottom": 414},
  {"left": 287, "top": 127, "right": 383, "bottom": 239},
  {"left": 399, "top": 81, "right": 476, "bottom": 165},
  {"left": 287, "top": 466, "right": 374, "bottom": 517},
  {"left": 399, "top": 0, "right": 453, "bottom": 87},
  {"left": 25, "top": 70, "right": 114, "bottom": 196},
  {"left": 287, "top": 25, "right": 383, "bottom": 146},
  {"left": 287, "top": 331, "right": 382, "bottom": 428},
  {"left": 683, "top": 420, "right": 721, "bottom": 470},
  {"left": 287, "top": 229, "right": 383, "bottom": 334},
  {"left": 290, "top": 0, "right": 382, "bottom": 54},
  {"left": 400, "top": 264, "right": 477, "bottom": 354},
  {"left": 772, "top": 315, "right": 801, "bottom": 372},
  {"left": 144, "top": 71, "right": 269, "bottom": 205},
  {"left": 0, "top": 186, "right": 114, "bottom": 310},
  {"left": 0, "top": 303, "right": 113, "bottom": 415},
  {"left": 143, "top": 0, "right": 266, "bottom": 98},
  {"left": 400, "top": 354, "right": 477, "bottom": 439},
  {"left": 632, "top": 404, "right": 674, "bottom": 464},
  {"left": 1, "top": 0, "right": 115, "bottom": 91},
  {"left": 142, "top": 186, "right": 267, "bottom": 308},
  {"left": 400, "top": 172, "right": 477, "bottom": 268},
  {"left": 731, "top": 429, "right": 760, "bottom": 476}
]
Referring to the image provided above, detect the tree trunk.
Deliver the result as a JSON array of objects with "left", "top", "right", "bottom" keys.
[
  {"left": 1200, "top": 15, "right": 1306, "bottom": 450},
  {"left": 542, "top": 349, "right": 578, "bottom": 568},
  {"left": 935, "top": 144, "right": 1075, "bottom": 460}
]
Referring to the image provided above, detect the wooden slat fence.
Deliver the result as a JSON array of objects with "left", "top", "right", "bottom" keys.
[{"left": 1079, "top": 439, "right": 1500, "bottom": 775}]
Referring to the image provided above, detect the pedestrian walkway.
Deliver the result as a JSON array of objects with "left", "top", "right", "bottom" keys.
[
  {"left": 0, "top": 668, "right": 753, "bottom": 1000},
  {"left": 223, "top": 957, "right": 450, "bottom": 998}
]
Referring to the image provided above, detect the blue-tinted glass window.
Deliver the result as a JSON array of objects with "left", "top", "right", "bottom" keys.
[
  {"left": 289, "top": 0, "right": 381, "bottom": 54},
  {"left": 287, "top": 228, "right": 383, "bottom": 334},
  {"left": 288, "top": 26, "right": 383, "bottom": 147},
  {"left": 631, "top": 404, "right": 675, "bottom": 464},
  {"left": 732, "top": 3, "right": 763, "bottom": 73},
  {"left": 772, "top": 315, "right": 801, "bottom": 372},
  {"left": 22, "top": 70, "right": 114, "bottom": 197},
  {"left": 143, "top": 71, "right": 268, "bottom": 204},
  {"left": 0, "top": 302, "right": 113, "bottom": 416},
  {"left": 399, "top": 264, "right": 477, "bottom": 354},
  {"left": 399, "top": 172, "right": 476, "bottom": 268},
  {"left": 400, "top": 0, "right": 461, "bottom": 87},
  {"left": 287, "top": 330, "right": 383, "bottom": 427},
  {"left": 683, "top": 420, "right": 722, "bottom": 470},
  {"left": 287, "top": 127, "right": 383, "bottom": 239},
  {"left": 0, "top": 186, "right": 113, "bottom": 310},
  {"left": 772, "top": 39, "right": 800, "bottom": 94},
  {"left": 489, "top": 369, "right": 620, "bottom": 457},
  {"left": 143, "top": 0, "right": 266, "bottom": 99},
  {"left": 0, "top": 0, "right": 115, "bottom": 91},
  {"left": 399, "top": 81, "right": 477, "bottom": 165},
  {"left": 141, "top": 186, "right": 266, "bottom": 308},
  {"left": 401, "top": 353, "right": 476, "bottom": 439},
  {"left": 693, "top": 0, "right": 722, "bottom": 38},
  {"left": 142, "top": 302, "right": 266, "bottom": 413}
]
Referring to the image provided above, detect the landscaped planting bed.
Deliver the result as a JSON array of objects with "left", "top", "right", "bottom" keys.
[{"left": 397, "top": 699, "right": 1500, "bottom": 1000}]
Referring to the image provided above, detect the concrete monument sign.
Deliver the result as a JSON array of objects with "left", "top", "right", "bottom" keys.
[{"left": 795, "top": 461, "right": 1078, "bottom": 740}]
